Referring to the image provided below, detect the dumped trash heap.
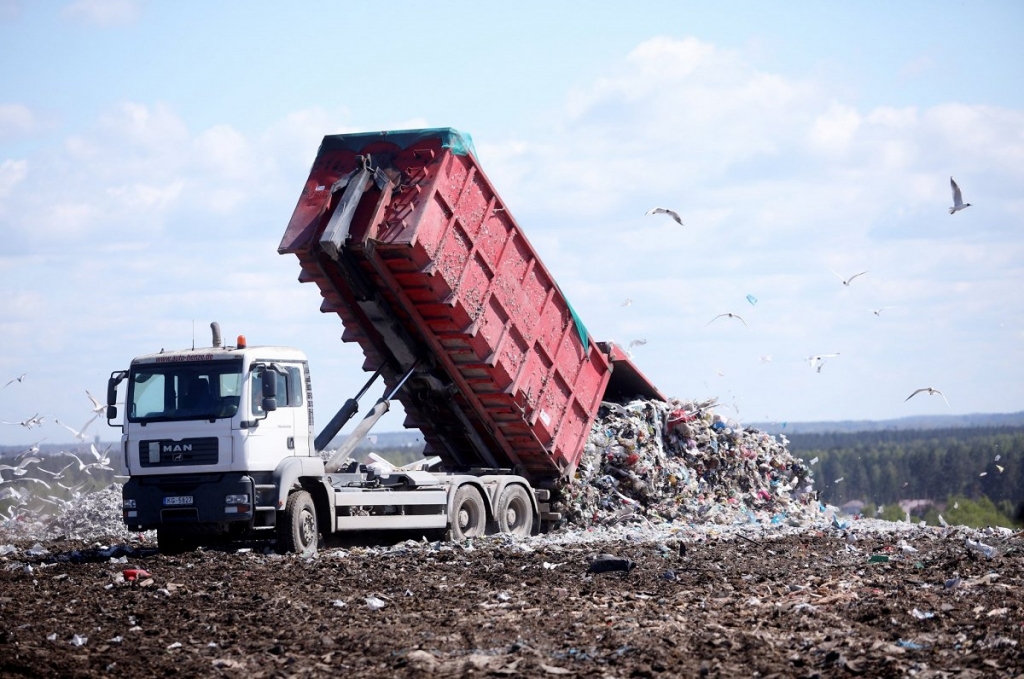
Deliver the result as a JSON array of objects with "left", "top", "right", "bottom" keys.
[{"left": 554, "top": 398, "right": 819, "bottom": 529}]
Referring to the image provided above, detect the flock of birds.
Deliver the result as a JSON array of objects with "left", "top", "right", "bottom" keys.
[
  {"left": 635, "top": 177, "right": 973, "bottom": 411},
  {"left": 1, "top": 376, "right": 116, "bottom": 523}
]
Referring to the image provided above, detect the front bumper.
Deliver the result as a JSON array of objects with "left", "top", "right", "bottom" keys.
[{"left": 122, "top": 473, "right": 255, "bottom": 531}]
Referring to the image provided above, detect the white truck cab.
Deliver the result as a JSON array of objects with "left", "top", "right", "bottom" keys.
[{"left": 110, "top": 330, "right": 324, "bottom": 550}]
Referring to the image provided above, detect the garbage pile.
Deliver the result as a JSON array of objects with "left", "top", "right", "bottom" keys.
[
  {"left": 554, "top": 398, "right": 819, "bottom": 529},
  {"left": 0, "top": 483, "right": 131, "bottom": 543}
]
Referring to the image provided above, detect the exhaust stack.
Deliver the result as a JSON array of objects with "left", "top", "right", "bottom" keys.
[{"left": 211, "top": 322, "right": 222, "bottom": 348}]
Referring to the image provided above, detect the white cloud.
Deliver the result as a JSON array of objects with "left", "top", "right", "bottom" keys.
[
  {"left": 0, "top": 103, "right": 35, "bottom": 138},
  {"left": 808, "top": 102, "right": 861, "bottom": 157},
  {"left": 0, "top": 158, "right": 27, "bottom": 198},
  {"left": 194, "top": 124, "right": 256, "bottom": 179},
  {"left": 60, "top": 0, "right": 141, "bottom": 26},
  {"left": 0, "top": 0, "right": 20, "bottom": 21},
  {"left": 106, "top": 180, "right": 183, "bottom": 212}
]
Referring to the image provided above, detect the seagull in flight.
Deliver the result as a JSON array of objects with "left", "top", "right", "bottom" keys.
[
  {"left": 0, "top": 456, "right": 42, "bottom": 476},
  {"left": 86, "top": 390, "right": 107, "bottom": 417},
  {"left": 0, "top": 476, "right": 51, "bottom": 490},
  {"left": 3, "top": 373, "right": 27, "bottom": 388},
  {"left": 949, "top": 177, "right": 971, "bottom": 215},
  {"left": 870, "top": 306, "right": 896, "bottom": 316},
  {"left": 829, "top": 268, "right": 868, "bottom": 287},
  {"left": 2, "top": 414, "right": 44, "bottom": 429},
  {"left": 806, "top": 353, "right": 840, "bottom": 372},
  {"left": 645, "top": 207, "right": 684, "bottom": 225},
  {"left": 905, "top": 387, "right": 950, "bottom": 407},
  {"left": 55, "top": 415, "right": 99, "bottom": 442},
  {"left": 626, "top": 338, "right": 647, "bottom": 358},
  {"left": 621, "top": 298, "right": 633, "bottom": 307},
  {"left": 706, "top": 313, "right": 747, "bottom": 327}
]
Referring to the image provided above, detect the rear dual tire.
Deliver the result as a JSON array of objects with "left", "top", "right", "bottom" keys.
[
  {"left": 495, "top": 484, "right": 533, "bottom": 537},
  {"left": 448, "top": 485, "right": 487, "bottom": 541}
]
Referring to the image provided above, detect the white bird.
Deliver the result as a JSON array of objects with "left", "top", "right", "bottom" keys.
[
  {"left": 706, "top": 313, "right": 747, "bottom": 327},
  {"left": 949, "top": 176, "right": 971, "bottom": 215},
  {"left": 34, "top": 461, "right": 75, "bottom": 479},
  {"left": 0, "top": 476, "right": 50, "bottom": 490},
  {"left": 15, "top": 442, "right": 43, "bottom": 461},
  {"left": 0, "top": 456, "right": 42, "bottom": 476},
  {"left": 829, "top": 268, "right": 868, "bottom": 287},
  {"left": 621, "top": 298, "right": 633, "bottom": 307},
  {"left": 905, "top": 387, "right": 949, "bottom": 407},
  {"left": 55, "top": 415, "right": 98, "bottom": 442},
  {"left": 54, "top": 444, "right": 113, "bottom": 477},
  {"left": 645, "top": 207, "right": 683, "bottom": 225},
  {"left": 870, "top": 306, "right": 896, "bottom": 316},
  {"left": 806, "top": 353, "right": 839, "bottom": 372},
  {"left": 2, "top": 414, "right": 45, "bottom": 429},
  {"left": 86, "top": 390, "right": 107, "bottom": 417},
  {"left": 626, "top": 339, "right": 647, "bottom": 359},
  {"left": 3, "top": 373, "right": 27, "bottom": 388}
]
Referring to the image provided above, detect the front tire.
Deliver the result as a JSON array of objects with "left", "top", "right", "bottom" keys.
[
  {"left": 279, "top": 490, "right": 318, "bottom": 555},
  {"left": 448, "top": 484, "right": 486, "bottom": 541}
]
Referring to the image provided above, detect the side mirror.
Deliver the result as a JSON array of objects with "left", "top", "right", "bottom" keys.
[
  {"left": 107, "top": 370, "right": 127, "bottom": 423},
  {"left": 261, "top": 369, "right": 278, "bottom": 412}
]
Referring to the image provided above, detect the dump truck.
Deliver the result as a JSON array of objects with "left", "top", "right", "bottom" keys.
[{"left": 108, "top": 128, "right": 663, "bottom": 553}]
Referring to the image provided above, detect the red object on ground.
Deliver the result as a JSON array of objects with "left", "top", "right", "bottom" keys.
[{"left": 123, "top": 569, "right": 150, "bottom": 582}]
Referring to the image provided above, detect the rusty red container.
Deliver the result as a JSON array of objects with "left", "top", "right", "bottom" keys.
[{"left": 280, "top": 129, "right": 660, "bottom": 484}]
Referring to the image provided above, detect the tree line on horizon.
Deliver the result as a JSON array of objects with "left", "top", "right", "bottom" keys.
[{"left": 782, "top": 426, "right": 1023, "bottom": 524}]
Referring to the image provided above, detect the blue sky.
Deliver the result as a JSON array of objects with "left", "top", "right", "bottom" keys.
[{"left": 1, "top": 0, "right": 1022, "bottom": 446}]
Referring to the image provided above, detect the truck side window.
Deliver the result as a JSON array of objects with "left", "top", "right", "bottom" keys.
[
  {"left": 251, "top": 365, "right": 303, "bottom": 414},
  {"left": 286, "top": 366, "right": 303, "bottom": 406}
]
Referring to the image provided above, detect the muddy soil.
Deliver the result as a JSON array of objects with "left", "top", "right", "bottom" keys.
[{"left": 1, "top": 532, "right": 1022, "bottom": 678}]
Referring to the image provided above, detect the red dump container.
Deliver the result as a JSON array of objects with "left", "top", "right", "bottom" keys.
[{"left": 280, "top": 129, "right": 661, "bottom": 484}]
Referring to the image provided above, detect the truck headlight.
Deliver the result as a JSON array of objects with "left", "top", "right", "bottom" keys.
[
  {"left": 225, "top": 494, "right": 249, "bottom": 505},
  {"left": 122, "top": 499, "right": 137, "bottom": 509}
]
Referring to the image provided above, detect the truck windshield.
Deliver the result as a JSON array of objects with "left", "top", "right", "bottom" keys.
[{"left": 127, "top": 359, "right": 244, "bottom": 423}]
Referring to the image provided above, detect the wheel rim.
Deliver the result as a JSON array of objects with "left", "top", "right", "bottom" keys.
[
  {"left": 299, "top": 508, "right": 316, "bottom": 547},
  {"left": 505, "top": 505, "right": 520, "bottom": 528}
]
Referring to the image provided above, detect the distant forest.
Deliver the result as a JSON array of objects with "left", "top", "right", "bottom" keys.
[{"left": 782, "top": 426, "right": 1023, "bottom": 517}]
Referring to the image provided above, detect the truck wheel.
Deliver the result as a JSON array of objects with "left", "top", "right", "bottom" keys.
[
  {"left": 496, "top": 484, "right": 534, "bottom": 537},
  {"left": 449, "top": 485, "right": 486, "bottom": 542},
  {"left": 279, "top": 490, "right": 318, "bottom": 555}
]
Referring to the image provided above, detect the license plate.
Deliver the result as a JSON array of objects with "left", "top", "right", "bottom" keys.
[{"left": 163, "top": 496, "right": 193, "bottom": 506}]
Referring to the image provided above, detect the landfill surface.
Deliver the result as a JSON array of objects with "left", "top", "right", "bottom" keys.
[{"left": 2, "top": 399, "right": 1022, "bottom": 677}]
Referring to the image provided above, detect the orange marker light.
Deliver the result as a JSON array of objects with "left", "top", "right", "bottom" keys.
[{"left": 237, "top": 335, "right": 247, "bottom": 349}]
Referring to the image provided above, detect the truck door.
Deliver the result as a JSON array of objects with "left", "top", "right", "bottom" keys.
[{"left": 246, "top": 363, "right": 310, "bottom": 469}]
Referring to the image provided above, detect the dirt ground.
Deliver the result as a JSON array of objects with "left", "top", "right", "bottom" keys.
[{"left": 1, "top": 531, "right": 1022, "bottom": 678}]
